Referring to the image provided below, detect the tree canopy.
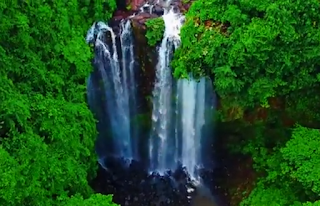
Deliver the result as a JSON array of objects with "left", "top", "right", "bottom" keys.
[
  {"left": 0, "top": 1, "right": 118, "bottom": 205},
  {"left": 2, "top": 0, "right": 320, "bottom": 205},
  {"left": 237, "top": 125, "right": 320, "bottom": 206},
  {"left": 173, "top": 0, "right": 320, "bottom": 113},
  {"left": 173, "top": 0, "right": 320, "bottom": 205}
]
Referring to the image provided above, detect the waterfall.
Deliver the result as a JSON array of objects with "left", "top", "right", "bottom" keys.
[
  {"left": 179, "top": 78, "right": 206, "bottom": 177},
  {"left": 87, "top": 9, "right": 213, "bottom": 180},
  {"left": 87, "top": 21, "right": 136, "bottom": 159},
  {"left": 120, "top": 20, "right": 138, "bottom": 159},
  {"left": 149, "top": 9, "right": 184, "bottom": 173},
  {"left": 85, "top": 4, "right": 219, "bottom": 206},
  {"left": 149, "top": 8, "right": 210, "bottom": 179}
]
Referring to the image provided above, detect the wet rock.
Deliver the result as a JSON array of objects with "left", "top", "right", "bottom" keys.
[
  {"left": 152, "top": 5, "right": 164, "bottom": 15},
  {"left": 94, "top": 156, "right": 198, "bottom": 206},
  {"left": 113, "top": 10, "right": 135, "bottom": 22},
  {"left": 116, "top": 0, "right": 147, "bottom": 11},
  {"left": 132, "top": 13, "right": 158, "bottom": 28},
  {"left": 114, "top": 0, "right": 197, "bottom": 19},
  {"left": 116, "top": 0, "right": 128, "bottom": 11},
  {"left": 130, "top": 0, "right": 148, "bottom": 11},
  {"left": 129, "top": 14, "right": 158, "bottom": 113}
]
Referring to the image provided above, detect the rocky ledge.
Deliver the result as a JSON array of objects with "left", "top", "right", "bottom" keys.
[{"left": 113, "top": 0, "right": 194, "bottom": 32}]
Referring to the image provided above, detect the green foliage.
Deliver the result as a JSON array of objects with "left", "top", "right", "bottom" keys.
[
  {"left": 59, "top": 194, "right": 118, "bottom": 206},
  {"left": 239, "top": 125, "right": 320, "bottom": 205},
  {"left": 240, "top": 182, "right": 296, "bottom": 206},
  {"left": 0, "top": 0, "right": 117, "bottom": 206},
  {"left": 172, "top": 0, "right": 320, "bottom": 110},
  {"left": 126, "top": 4, "right": 132, "bottom": 10},
  {"left": 302, "top": 201, "right": 320, "bottom": 206},
  {"left": 281, "top": 126, "right": 320, "bottom": 194},
  {"left": 145, "top": 17, "right": 165, "bottom": 46}
]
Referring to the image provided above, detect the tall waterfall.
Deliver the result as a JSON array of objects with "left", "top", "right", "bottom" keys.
[
  {"left": 149, "top": 8, "right": 210, "bottom": 178},
  {"left": 149, "top": 9, "right": 184, "bottom": 172},
  {"left": 86, "top": 20, "right": 136, "bottom": 159},
  {"left": 120, "top": 20, "right": 138, "bottom": 158}
]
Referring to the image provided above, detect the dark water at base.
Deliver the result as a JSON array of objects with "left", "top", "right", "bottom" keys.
[{"left": 92, "top": 156, "right": 226, "bottom": 206}]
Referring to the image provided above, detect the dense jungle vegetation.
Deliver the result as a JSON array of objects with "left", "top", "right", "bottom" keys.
[
  {"left": 173, "top": 0, "right": 320, "bottom": 205},
  {"left": 2, "top": 0, "right": 320, "bottom": 205},
  {"left": 0, "top": 1, "right": 119, "bottom": 205}
]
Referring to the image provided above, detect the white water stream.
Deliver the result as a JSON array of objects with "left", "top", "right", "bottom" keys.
[{"left": 149, "top": 7, "right": 208, "bottom": 179}]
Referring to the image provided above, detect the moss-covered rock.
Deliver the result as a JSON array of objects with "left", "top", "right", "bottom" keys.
[
  {"left": 130, "top": 15, "right": 158, "bottom": 112},
  {"left": 145, "top": 17, "right": 165, "bottom": 47}
]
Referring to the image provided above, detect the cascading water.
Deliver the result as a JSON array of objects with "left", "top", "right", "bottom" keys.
[
  {"left": 178, "top": 78, "right": 206, "bottom": 178},
  {"left": 86, "top": 20, "right": 136, "bottom": 159},
  {"left": 120, "top": 20, "right": 138, "bottom": 159},
  {"left": 149, "top": 8, "right": 185, "bottom": 173},
  {"left": 149, "top": 7, "right": 210, "bottom": 179}
]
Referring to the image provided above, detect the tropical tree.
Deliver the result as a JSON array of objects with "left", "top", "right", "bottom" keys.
[{"left": 0, "top": 1, "right": 118, "bottom": 205}]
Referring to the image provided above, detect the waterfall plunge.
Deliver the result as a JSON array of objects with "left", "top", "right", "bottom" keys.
[
  {"left": 87, "top": 20, "right": 137, "bottom": 160},
  {"left": 149, "top": 8, "right": 209, "bottom": 179}
]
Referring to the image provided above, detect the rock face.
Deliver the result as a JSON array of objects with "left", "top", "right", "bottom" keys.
[{"left": 130, "top": 14, "right": 158, "bottom": 112}]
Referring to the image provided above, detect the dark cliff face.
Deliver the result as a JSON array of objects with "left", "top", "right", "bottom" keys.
[
  {"left": 116, "top": 16, "right": 158, "bottom": 113},
  {"left": 130, "top": 15, "right": 158, "bottom": 113}
]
